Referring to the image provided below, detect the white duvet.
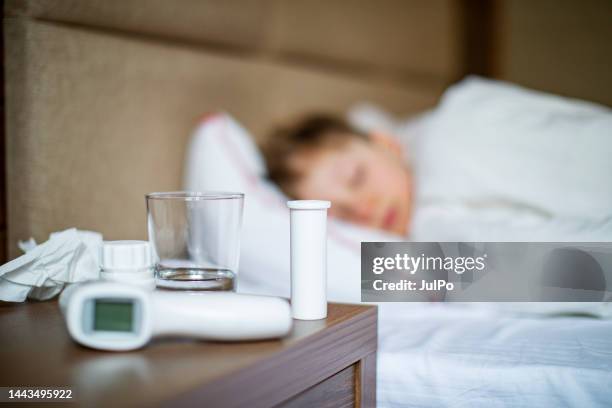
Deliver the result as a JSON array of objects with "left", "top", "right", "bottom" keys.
[{"left": 186, "top": 77, "right": 612, "bottom": 407}]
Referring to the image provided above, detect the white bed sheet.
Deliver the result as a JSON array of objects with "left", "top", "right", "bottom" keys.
[{"left": 377, "top": 303, "right": 612, "bottom": 407}]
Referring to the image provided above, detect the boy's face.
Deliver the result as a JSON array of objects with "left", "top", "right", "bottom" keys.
[{"left": 291, "top": 135, "right": 412, "bottom": 235}]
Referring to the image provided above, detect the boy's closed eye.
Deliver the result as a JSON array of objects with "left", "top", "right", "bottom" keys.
[{"left": 349, "top": 163, "right": 366, "bottom": 190}]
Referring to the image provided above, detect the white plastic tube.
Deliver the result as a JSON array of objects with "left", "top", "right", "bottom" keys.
[{"left": 287, "top": 200, "right": 331, "bottom": 320}]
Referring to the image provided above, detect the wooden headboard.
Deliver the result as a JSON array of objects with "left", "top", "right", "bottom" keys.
[
  {"left": 3, "top": 0, "right": 461, "bottom": 259},
  {"left": 4, "top": 0, "right": 611, "bottom": 260}
]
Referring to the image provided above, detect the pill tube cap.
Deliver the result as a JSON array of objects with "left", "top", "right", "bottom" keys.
[{"left": 287, "top": 200, "right": 331, "bottom": 210}]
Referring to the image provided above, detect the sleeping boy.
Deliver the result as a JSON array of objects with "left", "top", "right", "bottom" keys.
[
  {"left": 260, "top": 112, "right": 612, "bottom": 242},
  {"left": 260, "top": 115, "right": 413, "bottom": 236}
]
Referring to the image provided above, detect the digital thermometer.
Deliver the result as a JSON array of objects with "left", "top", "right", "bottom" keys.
[{"left": 59, "top": 282, "right": 292, "bottom": 351}]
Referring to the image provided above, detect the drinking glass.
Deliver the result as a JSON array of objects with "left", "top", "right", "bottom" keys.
[{"left": 146, "top": 192, "right": 244, "bottom": 291}]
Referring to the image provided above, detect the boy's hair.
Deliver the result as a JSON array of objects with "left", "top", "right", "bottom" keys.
[{"left": 261, "top": 114, "right": 366, "bottom": 197}]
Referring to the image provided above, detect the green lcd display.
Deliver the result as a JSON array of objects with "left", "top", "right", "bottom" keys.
[{"left": 93, "top": 300, "right": 134, "bottom": 332}]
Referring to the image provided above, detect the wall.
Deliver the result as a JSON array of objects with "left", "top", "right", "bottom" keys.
[{"left": 494, "top": 0, "right": 612, "bottom": 107}]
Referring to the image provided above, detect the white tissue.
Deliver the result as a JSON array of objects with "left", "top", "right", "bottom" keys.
[{"left": 0, "top": 228, "right": 103, "bottom": 302}]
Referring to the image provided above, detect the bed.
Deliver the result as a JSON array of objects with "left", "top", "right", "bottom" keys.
[{"left": 184, "top": 78, "right": 612, "bottom": 406}]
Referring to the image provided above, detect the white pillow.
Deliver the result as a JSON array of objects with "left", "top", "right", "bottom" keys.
[
  {"left": 416, "top": 76, "right": 612, "bottom": 220},
  {"left": 183, "top": 113, "right": 399, "bottom": 301},
  {"left": 350, "top": 77, "right": 612, "bottom": 220}
]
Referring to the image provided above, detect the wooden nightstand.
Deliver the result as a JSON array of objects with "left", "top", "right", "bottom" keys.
[{"left": 0, "top": 301, "right": 377, "bottom": 407}]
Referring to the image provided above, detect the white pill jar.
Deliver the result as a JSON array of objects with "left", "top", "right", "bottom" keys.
[{"left": 100, "top": 240, "right": 155, "bottom": 290}]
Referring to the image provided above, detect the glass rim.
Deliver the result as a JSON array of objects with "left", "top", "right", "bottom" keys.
[{"left": 145, "top": 191, "right": 244, "bottom": 201}]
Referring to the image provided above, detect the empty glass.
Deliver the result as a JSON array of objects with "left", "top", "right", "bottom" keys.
[{"left": 146, "top": 192, "right": 244, "bottom": 291}]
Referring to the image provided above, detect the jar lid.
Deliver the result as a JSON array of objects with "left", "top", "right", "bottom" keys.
[
  {"left": 101, "top": 240, "right": 153, "bottom": 270},
  {"left": 287, "top": 200, "right": 331, "bottom": 210}
]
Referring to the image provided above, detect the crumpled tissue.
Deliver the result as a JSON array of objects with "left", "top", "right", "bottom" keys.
[{"left": 0, "top": 228, "right": 102, "bottom": 302}]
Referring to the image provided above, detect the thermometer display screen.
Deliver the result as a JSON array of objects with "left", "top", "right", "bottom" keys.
[{"left": 93, "top": 300, "right": 134, "bottom": 332}]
